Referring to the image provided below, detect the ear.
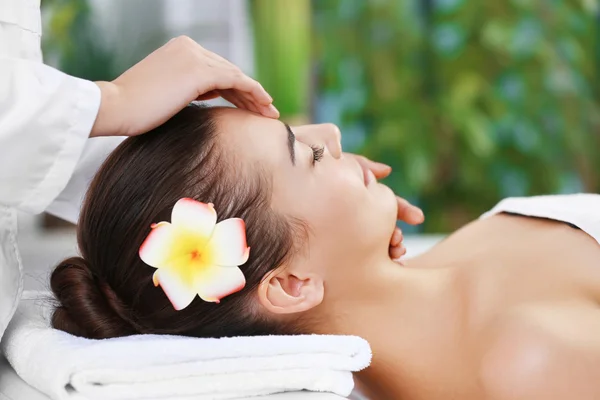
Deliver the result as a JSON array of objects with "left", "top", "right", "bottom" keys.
[{"left": 257, "top": 268, "right": 324, "bottom": 315}]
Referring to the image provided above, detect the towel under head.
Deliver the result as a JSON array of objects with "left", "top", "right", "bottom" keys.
[{"left": 1, "top": 294, "right": 371, "bottom": 400}]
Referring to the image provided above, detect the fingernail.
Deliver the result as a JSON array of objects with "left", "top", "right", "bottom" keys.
[{"left": 262, "top": 104, "right": 279, "bottom": 118}]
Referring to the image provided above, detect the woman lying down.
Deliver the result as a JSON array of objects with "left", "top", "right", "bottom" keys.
[{"left": 51, "top": 104, "right": 600, "bottom": 400}]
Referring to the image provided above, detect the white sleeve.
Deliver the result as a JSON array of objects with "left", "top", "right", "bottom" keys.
[
  {"left": 0, "top": 56, "right": 101, "bottom": 214},
  {"left": 45, "top": 135, "right": 126, "bottom": 224}
]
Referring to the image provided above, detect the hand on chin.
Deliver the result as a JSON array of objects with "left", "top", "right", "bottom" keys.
[
  {"left": 346, "top": 153, "right": 425, "bottom": 264},
  {"left": 388, "top": 197, "right": 424, "bottom": 264}
]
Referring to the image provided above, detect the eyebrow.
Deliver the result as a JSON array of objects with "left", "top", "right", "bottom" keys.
[{"left": 284, "top": 123, "right": 296, "bottom": 166}]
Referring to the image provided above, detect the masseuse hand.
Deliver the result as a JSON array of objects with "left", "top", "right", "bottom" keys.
[
  {"left": 90, "top": 35, "right": 279, "bottom": 137},
  {"left": 352, "top": 155, "right": 425, "bottom": 262}
]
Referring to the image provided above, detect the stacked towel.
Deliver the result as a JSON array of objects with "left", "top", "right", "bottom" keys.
[{"left": 1, "top": 296, "right": 371, "bottom": 400}]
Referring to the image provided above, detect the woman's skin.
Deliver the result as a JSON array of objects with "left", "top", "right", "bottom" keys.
[{"left": 216, "top": 107, "right": 600, "bottom": 400}]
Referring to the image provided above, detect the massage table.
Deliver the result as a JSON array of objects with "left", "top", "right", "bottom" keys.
[{"left": 0, "top": 355, "right": 349, "bottom": 400}]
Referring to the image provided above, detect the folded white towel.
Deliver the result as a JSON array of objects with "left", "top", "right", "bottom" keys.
[
  {"left": 480, "top": 193, "right": 600, "bottom": 245},
  {"left": 1, "top": 296, "right": 371, "bottom": 400}
]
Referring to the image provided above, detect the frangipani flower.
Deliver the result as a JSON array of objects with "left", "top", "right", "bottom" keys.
[{"left": 139, "top": 198, "right": 250, "bottom": 310}]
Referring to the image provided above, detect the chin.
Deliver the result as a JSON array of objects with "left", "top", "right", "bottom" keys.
[
  {"left": 363, "top": 185, "right": 397, "bottom": 245},
  {"left": 375, "top": 183, "right": 397, "bottom": 224}
]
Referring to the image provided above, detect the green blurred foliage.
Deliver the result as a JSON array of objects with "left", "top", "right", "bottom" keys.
[
  {"left": 314, "top": 0, "right": 600, "bottom": 232},
  {"left": 251, "top": 0, "right": 312, "bottom": 120},
  {"left": 42, "top": 0, "right": 118, "bottom": 80},
  {"left": 41, "top": 0, "right": 600, "bottom": 233}
]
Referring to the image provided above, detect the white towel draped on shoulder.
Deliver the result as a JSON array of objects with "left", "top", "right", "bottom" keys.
[
  {"left": 480, "top": 193, "right": 600, "bottom": 245},
  {"left": 1, "top": 295, "right": 371, "bottom": 400}
]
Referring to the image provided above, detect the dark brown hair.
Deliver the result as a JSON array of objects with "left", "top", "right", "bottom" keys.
[{"left": 50, "top": 105, "right": 304, "bottom": 339}]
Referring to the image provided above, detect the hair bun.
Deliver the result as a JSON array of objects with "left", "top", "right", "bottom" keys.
[{"left": 50, "top": 256, "right": 138, "bottom": 338}]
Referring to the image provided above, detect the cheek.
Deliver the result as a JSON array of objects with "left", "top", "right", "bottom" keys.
[
  {"left": 307, "top": 174, "right": 391, "bottom": 252},
  {"left": 313, "top": 170, "right": 364, "bottom": 217},
  {"left": 273, "top": 165, "right": 395, "bottom": 259}
]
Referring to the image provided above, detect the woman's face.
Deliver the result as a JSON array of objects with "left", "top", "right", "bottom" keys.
[{"left": 217, "top": 108, "right": 397, "bottom": 295}]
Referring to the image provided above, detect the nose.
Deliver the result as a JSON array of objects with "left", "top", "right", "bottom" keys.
[
  {"left": 293, "top": 123, "right": 343, "bottom": 159},
  {"left": 321, "top": 123, "right": 343, "bottom": 159}
]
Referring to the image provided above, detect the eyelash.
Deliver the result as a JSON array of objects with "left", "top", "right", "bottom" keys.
[{"left": 310, "top": 145, "right": 324, "bottom": 165}]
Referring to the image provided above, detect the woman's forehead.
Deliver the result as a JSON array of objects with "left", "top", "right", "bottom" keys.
[{"left": 215, "top": 108, "right": 291, "bottom": 166}]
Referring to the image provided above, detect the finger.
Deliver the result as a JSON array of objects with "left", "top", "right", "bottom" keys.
[
  {"left": 237, "top": 92, "right": 260, "bottom": 113},
  {"left": 354, "top": 155, "right": 391, "bottom": 179},
  {"left": 239, "top": 91, "right": 280, "bottom": 118},
  {"left": 185, "top": 40, "right": 274, "bottom": 106},
  {"left": 394, "top": 244, "right": 408, "bottom": 258},
  {"left": 365, "top": 159, "right": 392, "bottom": 179},
  {"left": 390, "top": 227, "right": 403, "bottom": 247},
  {"left": 235, "top": 93, "right": 260, "bottom": 114},
  {"left": 251, "top": 103, "right": 280, "bottom": 119},
  {"left": 217, "top": 73, "right": 274, "bottom": 106},
  {"left": 259, "top": 103, "right": 280, "bottom": 119},
  {"left": 219, "top": 90, "right": 245, "bottom": 109},
  {"left": 196, "top": 90, "right": 221, "bottom": 101},
  {"left": 222, "top": 90, "right": 258, "bottom": 113},
  {"left": 238, "top": 77, "right": 273, "bottom": 106},
  {"left": 218, "top": 89, "right": 242, "bottom": 106},
  {"left": 389, "top": 244, "right": 406, "bottom": 260},
  {"left": 397, "top": 197, "right": 425, "bottom": 225},
  {"left": 223, "top": 90, "right": 279, "bottom": 118}
]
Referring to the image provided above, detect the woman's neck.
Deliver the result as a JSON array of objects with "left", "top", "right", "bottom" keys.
[
  {"left": 318, "top": 256, "right": 464, "bottom": 333},
  {"left": 316, "top": 256, "right": 469, "bottom": 398}
]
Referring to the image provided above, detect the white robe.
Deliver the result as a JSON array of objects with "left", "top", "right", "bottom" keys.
[{"left": 0, "top": 0, "right": 124, "bottom": 341}]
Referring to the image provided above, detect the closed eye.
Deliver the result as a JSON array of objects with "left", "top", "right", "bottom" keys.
[{"left": 310, "top": 145, "right": 324, "bottom": 165}]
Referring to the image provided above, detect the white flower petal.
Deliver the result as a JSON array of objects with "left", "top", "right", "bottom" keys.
[
  {"left": 205, "top": 218, "right": 250, "bottom": 266},
  {"left": 171, "top": 198, "right": 217, "bottom": 239},
  {"left": 195, "top": 264, "right": 246, "bottom": 303}
]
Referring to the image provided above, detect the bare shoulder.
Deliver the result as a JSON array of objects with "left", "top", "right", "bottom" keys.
[{"left": 479, "top": 301, "right": 600, "bottom": 400}]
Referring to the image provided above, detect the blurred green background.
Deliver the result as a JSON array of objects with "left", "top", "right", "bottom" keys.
[{"left": 42, "top": 0, "right": 600, "bottom": 233}]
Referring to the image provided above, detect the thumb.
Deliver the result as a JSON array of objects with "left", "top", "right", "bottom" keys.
[
  {"left": 397, "top": 197, "right": 425, "bottom": 225},
  {"left": 354, "top": 155, "right": 391, "bottom": 179}
]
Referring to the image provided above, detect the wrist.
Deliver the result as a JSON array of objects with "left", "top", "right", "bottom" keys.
[{"left": 90, "top": 81, "right": 122, "bottom": 137}]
